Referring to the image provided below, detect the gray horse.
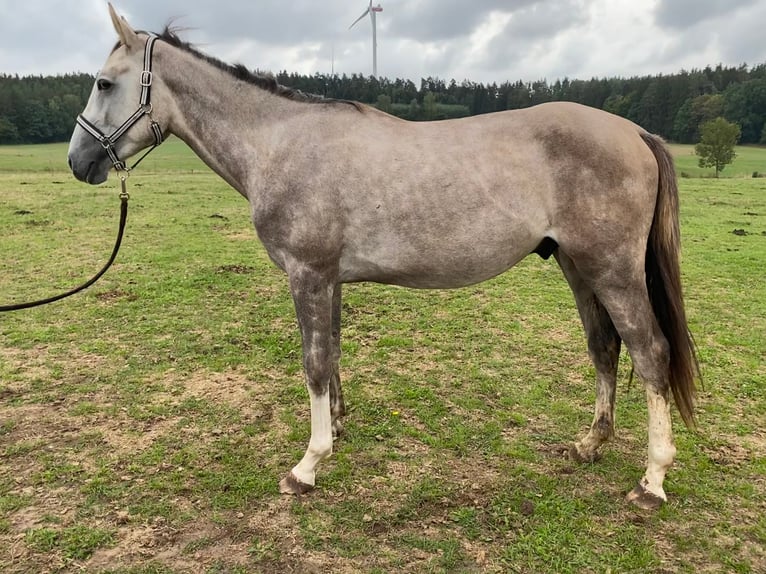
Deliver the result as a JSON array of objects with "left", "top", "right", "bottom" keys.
[{"left": 68, "top": 4, "right": 698, "bottom": 510}]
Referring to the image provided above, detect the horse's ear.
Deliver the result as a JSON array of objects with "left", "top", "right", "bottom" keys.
[{"left": 108, "top": 3, "right": 141, "bottom": 51}]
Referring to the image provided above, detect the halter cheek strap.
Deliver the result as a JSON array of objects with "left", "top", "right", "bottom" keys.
[{"left": 76, "top": 34, "right": 163, "bottom": 173}]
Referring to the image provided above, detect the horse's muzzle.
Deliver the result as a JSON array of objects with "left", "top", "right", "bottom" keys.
[{"left": 68, "top": 154, "right": 109, "bottom": 185}]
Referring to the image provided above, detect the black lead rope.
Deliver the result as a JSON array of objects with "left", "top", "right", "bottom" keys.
[{"left": 0, "top": 181, "right": 129, "bottom": 312}]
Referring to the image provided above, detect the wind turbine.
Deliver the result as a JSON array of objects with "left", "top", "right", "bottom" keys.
[{"left": 349, "top": 0, "right": 383, "bottom": 78}]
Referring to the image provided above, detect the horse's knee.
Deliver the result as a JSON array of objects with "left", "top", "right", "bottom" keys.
[{"left": 303, "top": 348, "right": 333, "bottom": 395}]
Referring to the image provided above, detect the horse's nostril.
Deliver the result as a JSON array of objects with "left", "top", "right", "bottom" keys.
[{"left": 67, "top": 156, "right": 73, "bottom": 170}]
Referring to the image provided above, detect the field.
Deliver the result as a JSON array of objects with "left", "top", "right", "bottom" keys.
[
  {"left": 668, "top": 143, "right": 766, "bottom": 178},
  {"left": 1, "top": 139, "right": 765, "bottom": 573}
]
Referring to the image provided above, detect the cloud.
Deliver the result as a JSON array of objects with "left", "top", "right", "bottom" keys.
[
  {"left": 384, "top": 0, "right": 537, "bottom": 42},
  {"left": 653, "top": 0, "right": 758, "bottom": 29},
  {"left": 717, "top": 2, "right": 766, "bottom": 65},
  {"left": 474, "top": 0, "right": 589, "bottom": 81},
  {"left": 650, "top": 0, "right": 766, "bottom": 73},
  {"left": 1, "top": 0, "right": 765, "bottom": 83}
]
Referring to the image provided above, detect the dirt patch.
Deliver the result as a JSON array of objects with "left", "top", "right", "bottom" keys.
[
  {"left": 86, "top": 519, "right": 230, "bottom": 573},
  {"left": 94, "top": 289, "right": 138, "bottom": 302},
  {"left": 175, "top": 369, "right": 260, "bottom": 408},
  {"left": 704, "top": 442, "right": 753, "bottom": 468},
  {"left": 79, "top": 367, "right": 283, "bottom": 458},
  {"left": 216, "top": 264, "right": 255, "bottom": 274},
  {"left": 0, "top": 364, "right": 298, "bottom": 572},
  {"left": 84, "top": 499, "right": 377, "bottom": 574},
  {"left": 224, "top": 230, "right": 256, "bottom": 242}
]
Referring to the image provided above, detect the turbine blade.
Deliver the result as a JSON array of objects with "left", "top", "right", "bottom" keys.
[{"left": 349, "top": 7, "right": 370, "bottom": 29}]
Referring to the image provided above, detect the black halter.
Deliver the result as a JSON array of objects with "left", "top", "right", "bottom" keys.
[{"left": 76, "top": 34, "right": 163, "bottom": 172}]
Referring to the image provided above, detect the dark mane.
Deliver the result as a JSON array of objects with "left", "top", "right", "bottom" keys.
[{"left": 154, "top": 27, "right": 363, "bottom": 112}]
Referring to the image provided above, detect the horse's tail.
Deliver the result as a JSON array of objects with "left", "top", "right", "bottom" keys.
[{"left": 639, "top": 132, "right": 699, "bottom": 427}]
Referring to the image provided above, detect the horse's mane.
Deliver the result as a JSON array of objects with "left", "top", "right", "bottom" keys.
[{"left": 135, "top": 27, "right": 364, "bottom": 112}]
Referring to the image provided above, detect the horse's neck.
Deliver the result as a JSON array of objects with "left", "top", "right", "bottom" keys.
[{"left": 158, "top": 47, "right": 298, "bottom": 195}]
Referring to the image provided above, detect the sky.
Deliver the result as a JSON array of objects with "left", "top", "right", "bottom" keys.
[{"left": 1, "top": 0, "right": 765, "bottom": 84}]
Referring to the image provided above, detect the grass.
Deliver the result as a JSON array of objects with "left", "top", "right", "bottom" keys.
[
  {"left": 0, "top": 139, "right": 764, "bottom": 573},
  {"left": 669, "top": 143, "right": 766, "bottom": 178}
]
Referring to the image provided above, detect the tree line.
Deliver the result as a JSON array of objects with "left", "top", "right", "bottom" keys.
[
  {"left": 2, "top": 63, "right": 766, "bottom": 145},
  {"left": 0, "top": 74, "right": 93, "bottom": 144}
]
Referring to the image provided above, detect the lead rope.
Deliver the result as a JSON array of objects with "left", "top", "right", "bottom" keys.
[{"left": 0, "top": 177, "right": 130, "bottom": 312}]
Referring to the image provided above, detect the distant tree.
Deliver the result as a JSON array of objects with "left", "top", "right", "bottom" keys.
[
  {"left": 672, "top": 94, "right": 725, "bottom": 143},
  {"left": 723, "top": 79, "right": 766, "bottom": 143},
  {"left": 0, "top": 116, "right": 19, "bottom": 144},
  {"left": 407, "top": 98, "right": 420, "bottom": 120},
  {"left": 695, "top": 117, "right": 741, "bottom": 178},
  {"left": 4, "top": 62, "right": 766, "bottom": 144},
  {"left": 505, "top": 80, "right": 531, "bottom": 110},
  {"left": 635, "top": 79, "right": 672, "bottom": 135},
  {"left": 422, "top": 91, "right": 437, "bottom": 120},
  {"left": 603, "top": 93, "right": 633, "bottom": 118},
  {"left": 376, "top": 94, "right": 392, "bottom": 114}
]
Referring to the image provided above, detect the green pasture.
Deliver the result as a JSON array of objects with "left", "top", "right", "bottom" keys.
[
  {"left": 669, "top": 143, "right": 766, "bottom": 178},
  {"left": 0, "top": 141, "right": 764, "bottom": 573},
  {"left": 0, "top": 138, "right": 209, "bottom": 174}
]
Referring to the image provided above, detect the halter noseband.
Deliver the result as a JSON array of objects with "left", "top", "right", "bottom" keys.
[{"left": 76, "top": 34, "right": 163, "bottom": 173}]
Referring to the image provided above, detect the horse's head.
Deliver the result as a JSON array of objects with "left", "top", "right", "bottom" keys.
[{"left": 68, "top": 3, "right": 165, "bottom": 184}]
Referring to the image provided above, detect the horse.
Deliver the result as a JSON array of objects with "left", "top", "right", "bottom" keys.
[{"left": 67, "top": 4, "right": 699, "bottom": 510}]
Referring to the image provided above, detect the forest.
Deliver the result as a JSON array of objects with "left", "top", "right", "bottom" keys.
[{"left": 1, "top": 63, "right": 765, "bottom": 145}]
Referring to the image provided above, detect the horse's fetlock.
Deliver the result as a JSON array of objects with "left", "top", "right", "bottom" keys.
[
  {"left": 309, "top": 437, "right": 333, "bottom": 460},
  {"left": 649, "top": 442, "right": 676, "bottom": 468},
  {"left": 596, "top": 414, "right": 614, "bottom": 439}
]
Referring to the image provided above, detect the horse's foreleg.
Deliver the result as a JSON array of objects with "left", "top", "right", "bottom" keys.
[
  {"left": 330, "top": 283, "right": 346, "bottom": 440},
  {"left": 279, "top": 268, "right": 335, "bottom": 495},
  {"left": 555, "top": 251, "right": 620, "bottom": 462}
]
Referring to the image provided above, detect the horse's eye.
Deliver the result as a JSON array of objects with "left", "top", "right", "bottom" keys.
[{"left": 97, "top": 78, "right": 113, "bottom": 92}]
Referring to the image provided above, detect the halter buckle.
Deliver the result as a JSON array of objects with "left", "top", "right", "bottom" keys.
[{"left": 140, "top": 70, "right": 153, "bottom": 87}]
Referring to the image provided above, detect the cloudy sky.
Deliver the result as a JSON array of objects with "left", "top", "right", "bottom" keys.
[{"left": 1, "top": 0, "right": 765, "bottom": 84}]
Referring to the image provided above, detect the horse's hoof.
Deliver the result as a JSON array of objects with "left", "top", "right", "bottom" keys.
[
  {"left": 625, "top": 482, "right": 665, "bottom": 510},
  {"left": 279, "top": 472, "right": 315, "bottom": 495},
  {"left": 568, "top": 445, "right": 601, "bottom": 464}
]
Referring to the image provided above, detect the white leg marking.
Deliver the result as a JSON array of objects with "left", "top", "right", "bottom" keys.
[
  {"left": 641, "top": 388, "right": 677, "bottom": 500},
  {"left": 290, "top": 389, "right": 333, "bottom": 487}
]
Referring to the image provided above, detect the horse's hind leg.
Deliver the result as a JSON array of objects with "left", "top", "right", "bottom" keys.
[
  {"left": 587, "top": 264, "right": 677, "bottom": 509},
  {"left": 330, "top": 283, "right": 346, "bottom": 440},
  {"left": 556, "top": 251, "right": 621, "bottom": 462}
]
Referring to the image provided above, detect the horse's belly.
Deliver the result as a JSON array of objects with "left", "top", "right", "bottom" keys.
[{"left": 338, "top": 235, "right": 538, "bottom": 288}]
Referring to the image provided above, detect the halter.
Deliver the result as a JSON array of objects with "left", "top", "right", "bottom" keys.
[{"left": 76, "top": 34, "right": 163, "bottom": 173}]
